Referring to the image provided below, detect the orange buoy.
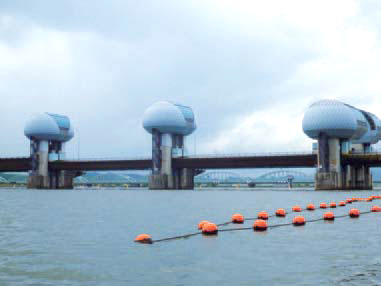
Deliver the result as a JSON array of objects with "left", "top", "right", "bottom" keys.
[
  {"left": 292, "top": 205, "right": 302, "bottom": 212},
  {"left": 323, "top": 212, "right": 335, "bottom": 221},
  {"left": 253, "top": 219, "right": 268, "bottom": 231},
  {"left": 293, "top": 216, "right": 306, "bottom": 226},
  {"left": 346, "top": 198, "right": 352, "bottom": 204},
  {"left": 198, "top": 220, "right": 210, "bottom": 230},
  {"left": 371, "top": 206, "right": 381, "bottom": 212},
  {"left": 329, "top": 202, "right": 337, "bottom": 208},
  {"left": 275, "top": 208, "right": 286, "bottom": 217},
  {"left": 339, "top": 201, "right": 346, "bottom": 207},
  {"left": 231, "top": 213, "right": 244, "bottom": 224},
  {"left": 320, "top": 203, "right": 327, "bottom": 209},
  {"left": 202, "top": 222, "right": 218, "bottom": 235},
  {"left": 349, "top": 208, "right": 360, "bottom": 218},
  {"left": 257, "top": 211, "right": 269, "bottom": 220},
  {"left": 134, "top": 234, "right": 153, "bottom": 244},
  {"left": 306, "top": 203, "right": 315, "bottom": 211}
]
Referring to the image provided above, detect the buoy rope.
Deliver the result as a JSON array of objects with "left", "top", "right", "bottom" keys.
[
  {"left": 217, "top": 201, "right": 366, "bottom": 227},
  {"left": 152, "top": 231, "right": 201, "bottom": 243},
  {"left": 218, "top": 211, "right": 373, "bottom": 232},
  {"left": 216, "top": 215, "right": 277, "bottom": 226},
  {"left": 151, "top": 210, "right": 375, "bottom": 243},
  {"left": 142, "top": 197, "right": 380, "bottom": 244}
]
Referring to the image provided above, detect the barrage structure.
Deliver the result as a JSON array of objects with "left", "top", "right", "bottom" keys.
[{"left": 1, "top": 99, "right": 381, "bottom": 190}]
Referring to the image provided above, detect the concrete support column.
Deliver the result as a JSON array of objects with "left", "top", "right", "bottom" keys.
[
  {"left": 38, "top": 141, "right": 49, "bottom": 178},
  {"left": 353, "top": 165, "right": 372, "bottom": 190},
  {"left": 151, "top": 129, "right": 161, "bottom": 175},
  {"left": 328, "top": 138, "right": 342, "bottom": 188},
  {"left": 28, "top": 140, "right": 50, "bottom": 189},
  {"left": 366, "top": 167, "right": 373, "bottom": 190},
  {"left": 160, "top": 133, "right": 172, "bottom": 176},
  {"left": 162, "top": 133, "right": 174, "bottom": 189},
  {"left": 180, "top": 168, "right": 194, "bottom": 189},
  {"left": 148, "top": 133, "right": 195, "bottom": 190},
  {"left": 315, "top": 135, "right": 343, "bottom": 190},
  {"left": 148, "top": 133, "right": 173, "bottom": 190},
  {"left": 344, "top": 164, "right": 352, "bottom": 189},
  {"left": 317, "top": 133, "right": 329, "bottom": 172},
  {"left": 357, "top": 166, "right": 365, "bottom": 189}
]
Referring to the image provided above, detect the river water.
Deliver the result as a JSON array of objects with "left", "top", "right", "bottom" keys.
[{"left": 0, "top": 187, "right": 380, "bottom": 286}]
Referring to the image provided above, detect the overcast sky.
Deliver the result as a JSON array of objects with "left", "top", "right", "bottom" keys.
[{"left": 1, "top": 0, "right": 381, "bottom": 159}]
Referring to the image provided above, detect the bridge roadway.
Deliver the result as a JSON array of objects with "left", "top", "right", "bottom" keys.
[
  {"left": 0, "top": 153, "right": 316, "bottom": 172},
  {"left": 341, "top": 153, "right": 381, "bottom": 167},
  {"left": 1, "top": 153, "right": 381, "bottom": 172},
  {"left": 0, "top": 157, "right": 31, "bottom": 172}
]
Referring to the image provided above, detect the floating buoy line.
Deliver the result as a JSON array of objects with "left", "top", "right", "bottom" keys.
[{"left": 134, "top": 195, "right": 381, "bottom": 244}]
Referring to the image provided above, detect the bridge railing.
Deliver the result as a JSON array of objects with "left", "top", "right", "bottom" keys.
[
  {"left": 62, "top": 156, "right": 151, "bottom": 161},
  {"left": 344, "top": 152, "right": 381, "bottom": 156},
  {"left": 49, "top": 152, "right": 316, "bottom": 161},
  {"left": 185, "top": 151, "right": 315, "bottom": 158},
  {"left": 0, "top": 157, "right": 30, "bottom": 160}
]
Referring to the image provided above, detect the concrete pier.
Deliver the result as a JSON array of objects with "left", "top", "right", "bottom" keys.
[
  {"left": 28, "top": 171, "right": 77, "bottom": 189},
  {"left": 315, "top": 136, "right": 343, "bottom": 190},
  {"left": 148, "top": 168, "right": 195, "bottom": 190},
  {"left": 315, "top": 134, "right": 372, "bottom": 190},
  {"left": 147, "top": 130, "right": 196, "bottom": 190},
  {"left": 28, "top": 141, "right": 77, "bottom": 189},
  {"left": 27, "top": 140, "right": 77, "bottom": 189}
]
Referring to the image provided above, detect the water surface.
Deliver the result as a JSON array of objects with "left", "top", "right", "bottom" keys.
[{"left": 0, "top": 187, "right": 380, "bottom": 285}]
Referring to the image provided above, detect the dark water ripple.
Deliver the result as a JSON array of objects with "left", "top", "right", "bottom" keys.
[{"left": 0, "top": 188, "right": 380, "bottom": 286}]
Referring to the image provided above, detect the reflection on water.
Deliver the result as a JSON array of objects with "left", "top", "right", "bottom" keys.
[{"left": 0, "top": 187, "right": 380, "bottom": 286}]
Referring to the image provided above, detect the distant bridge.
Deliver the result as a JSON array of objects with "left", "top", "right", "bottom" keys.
[
  {"left": 195, "top": 171, "right": 252, "bottom": 184},
  {"left": 74, "top": 173, "right": 141, "bottom": 184},
  {"left": 0, "top": 173, "right": 28, "bottom": 184},
  {"left": 195, "top": 170, "right": 313, "bottom": 184},
  {"left": 255, "top": 170, "right": 312, "bottom": 183}
]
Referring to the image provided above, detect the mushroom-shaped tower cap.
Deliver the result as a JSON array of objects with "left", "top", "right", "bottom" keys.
[
  {"left": 24, "top": 113, "right": 74, "bottom": 142},
  {"left": 143, "top": 101, "right": 196, "bottom": 135},
  {"left": 302, "top": 99, "right": 368, "bottom": 139}
]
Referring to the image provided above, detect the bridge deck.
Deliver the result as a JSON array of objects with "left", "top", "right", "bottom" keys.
[
  {"left": 2, "top": 153, "right": 381, "bottom": 172},
  {"left": 0, "top": 158, "right": 31, "bottom": 172},
  {"left": 172, "top": 154, "right": 317, "bottom": 169},
  {"left": 342, "top": 153, "right": 381, "bottom": 167},
  {"left": 49, "top": 159, "right": 152, "bottom": 171}
]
